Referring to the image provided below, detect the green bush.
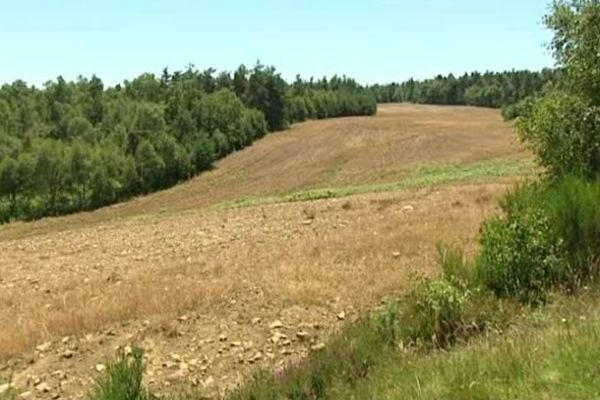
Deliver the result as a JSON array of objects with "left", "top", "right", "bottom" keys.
[
  {"left": 373, "top": 246, "right": 502, "bottom": 349},
  {"left": 478, "top": 178, "right": 600, "bottom": 303},
  {"left": 517, "top": 91, "right": 600, "bottom": 179},
  {"left": 90, "top": 347, "right": 156, "bottom": 400},
  {"left": 544, "top": 176, "right": 600, "bottom": 290},
  {"left": 400, "top": 278, "right": 471, "bottom": 347},
  {"left": 501, "top": 97, "right": 536, "bottom": 120},
  {"left": 477, "top": 204, "right": 564, "bottom": 304}
]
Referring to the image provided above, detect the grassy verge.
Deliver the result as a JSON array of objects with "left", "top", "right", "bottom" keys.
[
  {"left": 227, "top": 289, "right": 600, "bottom": 400},
  {"left": 214, "top": 157, "right": 533, "bottom": 210},
  {"left": 323, "top": 292, "right": 600, "bottom": 400}
]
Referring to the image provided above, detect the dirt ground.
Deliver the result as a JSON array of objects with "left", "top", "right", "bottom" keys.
[{"left": 0, "top": 104, "right": 526, "bottom": 399}]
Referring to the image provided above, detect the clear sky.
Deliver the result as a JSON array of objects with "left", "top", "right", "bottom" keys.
[{"left": 1, "top": 0, "right": 554, "bottom": 87}]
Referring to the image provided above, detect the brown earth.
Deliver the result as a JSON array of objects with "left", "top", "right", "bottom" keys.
[{"left": 0, "top": 104, "right": 527, "bottom": 399}]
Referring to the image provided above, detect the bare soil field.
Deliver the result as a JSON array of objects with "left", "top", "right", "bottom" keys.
[{"left": 0, "top": 105, "right": 528, "bottom": 399}]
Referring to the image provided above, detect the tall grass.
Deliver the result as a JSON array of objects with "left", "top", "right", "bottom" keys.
[
  {"left": 332, "top": 303, "right": 600, "bottom": 400},
  {"left": 545, "top": 176, "right": 600, "bottom": 290},
  {"left": 90, "top": 347, "right": 155, "bottom": 400}
]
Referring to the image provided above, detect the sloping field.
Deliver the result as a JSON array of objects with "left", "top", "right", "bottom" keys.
[
  {"left": 0, "top": 104, "right": 526, "bottom": 239},
  {"left": 0, "top": 105, "right": 530, "bottom": 398}
]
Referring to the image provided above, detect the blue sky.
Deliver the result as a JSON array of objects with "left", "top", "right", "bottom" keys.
[{"left": 1, "top": 0, "right": 553, "bottom": 87}]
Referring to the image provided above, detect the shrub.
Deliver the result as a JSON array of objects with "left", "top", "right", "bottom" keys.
[
  {"left": 478, "top": 178, "right": 600, "bottom": 303},
  {"left": 516, "top": 92, "right": 600, "bottom": 179},
  {"left": 372, "top": 276, "right": 473, "bottom": 349},
  {"left": 477, "top": 204, "right": 565, "bottom": 304},
  {"left": 501, "top": 97, "right": 536, "bottom": 121},
  {"left": 90, "top": 347, "right": 156, "bottom": 400},
  {"left": 544, "top": 176, "right": 600, "bottom": 290},
  {"left": 373, "top": 246, "right": 502, "bottom": 349},
  {"left": 401, "top": 278, "right": 471, "bottom": 346}
]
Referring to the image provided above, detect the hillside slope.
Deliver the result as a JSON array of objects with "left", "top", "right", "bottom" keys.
[
  {"left": 0, "top": 104, "right": 524, "bottom": 239},
  {"left": 0, "top": 104, "right": 529, "bottom": 399}
]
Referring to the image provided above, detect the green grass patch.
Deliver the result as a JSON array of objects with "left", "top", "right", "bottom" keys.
[
  {"left": 329, "top": 299, "right": 600, "bottom": 400},
  {"left": 214, "top": 157, "right": 534, "bottom": 210}
]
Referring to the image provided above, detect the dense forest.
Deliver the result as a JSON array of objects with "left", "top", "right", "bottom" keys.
[
  {"left": 368, "top": 69, "right": 560, "bottom": 115},
  {"left": 0, "top": 65, "right": 376, "bottom": 223}
]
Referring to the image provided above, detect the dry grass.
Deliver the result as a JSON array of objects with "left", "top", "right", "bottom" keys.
[{"left": 0, "top": 104, "right": 528, "bottom": 397}]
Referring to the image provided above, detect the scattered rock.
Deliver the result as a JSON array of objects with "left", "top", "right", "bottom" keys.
[
  {"left": 35, "top": 382, "right": 51, "bottom": 393},
  {"left": 170, "top": 353, "right": 182, "bottom": 362},
  {"left": 401, "top": 205, "right": 414, "bottom": 213},
  {"left": 219, "top": 334, "right": 228, "bottom": 342},
  {"left": 167, "top": 367, "right": 188, "bottom": 382},
  {"left": 301, "top": 220, "right": 313, "bottom": 226},
  {"left": 202, "top": 376, "right": 215, "bottom": 388},
  {"left": 337, "top": 311, "right": 346, "bottom": 321},
  {"left": 271, "top": 332, "right": 288, "bottom": 344},
  {"left": 36, "top": 342, "right": 52, "bottom": 352},
  {"left": 162, "top": 361, "right": 178, "bottom": 369},
  {"left": 18, "top": 391, "right": 32, "bottom": 399},
  {"left": 248, "top": 352, "right": 263, "bottom": 363},
  {"left": 269, "top": 320, "right": 284, "bottom": 329},
  {"left": 62, "top": 350, "right": 75, "bottom": 359},
  {"left": 251, "top": 317, "right": 261, "bottom": 325},
  {"left": 311, "top": 343, "right": 326, "bottom": 351},
  {"left": 51, "top": 370, "right": 66, "bottom": 379},
  {"left": 392, "top": 251, "right": 401, "bottom": 258},
  {"left": 95, "top": 364, "right": 106, "bottom": 373},
  {"left": 296, "top": 331, "right": 310, "bottom": 341}
]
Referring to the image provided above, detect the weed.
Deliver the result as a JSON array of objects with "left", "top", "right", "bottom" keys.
[{"left": 90, "top": 347, "right": 156, "bottom": 400}]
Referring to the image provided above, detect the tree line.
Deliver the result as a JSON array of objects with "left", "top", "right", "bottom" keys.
[
  {"left": 368, "top": 69, "right": 560, "bottom": 113},
  {"left": 0, "top": 64, "right": 377, "bottom": 223}
]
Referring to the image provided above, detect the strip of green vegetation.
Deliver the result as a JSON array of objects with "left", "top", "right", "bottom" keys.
[
  {"left": 215, "top": 157, "right": 534, "bottom": 210},
  {"left": 313, "top": 297, "right": 600, "bottom": 400}
]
